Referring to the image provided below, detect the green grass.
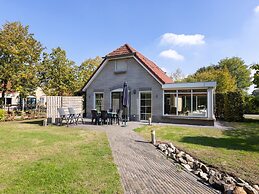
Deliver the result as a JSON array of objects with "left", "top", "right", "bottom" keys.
[
  {"left": 135, "top": 121, "right": 259, "bottom": 185},
  {"left": 0, "top": 120, "right": 122, "bottom": 194}
]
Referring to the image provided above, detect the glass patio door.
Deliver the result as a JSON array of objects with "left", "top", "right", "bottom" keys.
[
  {"left": 140, "top": 92, "right": 152, "bottom": 120},
  {"left": 111, "top": 92, "right": 123, "bottom": 111}
]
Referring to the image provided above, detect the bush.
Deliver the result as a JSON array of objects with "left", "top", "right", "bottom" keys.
[
  {"left": 215, "top": 92, "right": 244, "bottom": 121},
  {"left": 0, "top": 109, "right": 6, "bottom": 121}
]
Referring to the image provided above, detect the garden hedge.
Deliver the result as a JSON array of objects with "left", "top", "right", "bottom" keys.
[
  {"left": 0, "top": 109, "right": 5, "bottom": 121},
  {"left": 215, "top": 92, "right": 244, "bottom": 121}
]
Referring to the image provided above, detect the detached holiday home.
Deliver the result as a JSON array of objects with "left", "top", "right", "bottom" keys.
[{"left": 82, "top": 44, "right": 216, "bottom": 125}]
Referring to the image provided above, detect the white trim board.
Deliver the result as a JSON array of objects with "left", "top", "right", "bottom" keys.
[{"left": 162, "top": 82, "right": 216, "bottom": 89}]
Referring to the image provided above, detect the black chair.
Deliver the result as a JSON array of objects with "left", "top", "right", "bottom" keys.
[
  {"left": 100, "top": 110, "right": 109, "bottom": 125},
  {"left": 91, "top": 109, "right": 99, "bottom": 125},
  {"left": 116, "top": 109, "right": 123, "bottom": 125}
]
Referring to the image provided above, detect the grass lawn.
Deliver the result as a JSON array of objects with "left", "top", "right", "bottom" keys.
[
  {"left": 134, "top": 121, "right": 259, "bottom": 185},
  {"left": 0, "top": 120, "right": 122, "bottom": 194}
]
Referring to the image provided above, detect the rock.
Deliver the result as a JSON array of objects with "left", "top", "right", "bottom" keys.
[
  {"left": 199, "top": 171, "right": 209, "bottom": 181},
  {"left": 210, "top": 178, "right": 225, "bottom": 191},
  {"left": 175, "top": 148, "right": 180, "bottom": 154},
  {"left": 179, "top": 157, "right": 187, "bottom": 164},
  {"left": 187, "top": 161, "right": 194, "bottom": 168},
  {"left": 224, "top": 176, "right": 236, "bottom": 184},
  {"left": 209, "top": 169, "right": 216, "bottom": 177},
  {"left": 200, "top": 163, "right": 209, "bottom": 174},
  {"left": 193, "top": 160, "right": 200, "bottom": 170},
  {"left": 181, "top": 164, "right": 192, "bottom": 171},
  {"left": 164, "top": 149, "right": 169, "bottom": 156},
  {"left": 176, "top": 151, "right": 185, "bottom": 158},
  {"left": 253, "top": 185, "right": 259, "bottom": 192},
  {"left": 170, "top": 153, "right": 177, "bottom": 161},
  {"left": 224, "top": 183, "right": 236, "bottom": 194},
  {"left": 167, "top": 147, "right": 174, "bottom": 154},
  {"left": 168, "top": 142, "right": 176, "bottom": 150},
  {"left": 233, "top": 187, "right": 247, "bottom": 194},
  {"left": 185, "top": 154, "right": 194, "bottom": 162},
  {"left": 244, "top": 185, "right": 258, "bottom": 194},
  {"left": 193, "top": 169, "right": 202, "bottom": 175},
  {"left": 158, "top": 143, "right": 167, "bottom": 151}
]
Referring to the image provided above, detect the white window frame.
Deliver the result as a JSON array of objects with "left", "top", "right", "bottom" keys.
[
  {"left": 93, "top": 92, "right": 104, "bottom": 111},
  {"left": 139, "top": 91, "right": 152, "bottom": 121},
  {"left": 163, "top": 89, "right": 208, "bottom": 118}
]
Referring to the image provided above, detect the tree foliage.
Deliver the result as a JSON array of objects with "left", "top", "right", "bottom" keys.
[
  {"left": 184, "top": 57, "right": 251, "bottom": 92},
  {"left": 251, "top": 63, "right": 259, "bottom": 88},
  {"left": 76, "top": 56, "right": 102, "bottom": 92},
  {"left": 218, "top": 57, "right": 251, "bottom": 90},
  {"left": 184, "top": 68, "right": 237, "bottom": 93},
  {"left": 0, "top": 22, "right": 43, "bottom": 104},
  {"left": 39, "top": 47, "right": 77, "bottom": 96}
]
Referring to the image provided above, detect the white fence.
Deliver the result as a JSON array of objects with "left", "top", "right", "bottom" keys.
[{"left": 46, "top": 96, "right": 83, "bottom": 124}]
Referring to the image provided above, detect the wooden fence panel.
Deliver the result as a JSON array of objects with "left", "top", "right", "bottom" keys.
[{"left": 46, "top": 96, "right": 83, "bottom": 124}]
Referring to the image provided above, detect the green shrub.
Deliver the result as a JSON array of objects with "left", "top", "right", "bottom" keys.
[
  {"left": 0, "top": 109, "right": 6, "bottom": 121},
  {"left": 215, "top": 92, "right": 244, "bottom": 121}
]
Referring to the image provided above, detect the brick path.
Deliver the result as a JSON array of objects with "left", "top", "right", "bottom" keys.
[{"left": 82, "top": 122, "right": 218, "bottom": 194}]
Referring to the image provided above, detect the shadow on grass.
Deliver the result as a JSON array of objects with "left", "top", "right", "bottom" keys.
[
  {"left": 180, "top": 122, "right": 259, "bottom": 152},
  {"left": 20, "top": 119, "right": 44, "bottom": 126}
]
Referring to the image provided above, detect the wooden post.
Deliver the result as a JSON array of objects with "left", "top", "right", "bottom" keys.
[{"left": 151, "top": 129, "right": 156, "bottom": 145}]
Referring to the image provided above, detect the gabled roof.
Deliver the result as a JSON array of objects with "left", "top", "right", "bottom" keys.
[
  {"left": 82, "top": 44, "right": 173, "bottom": 91},
  {"left": 106, "top": 44, "right": 173, "bottom": 84}
]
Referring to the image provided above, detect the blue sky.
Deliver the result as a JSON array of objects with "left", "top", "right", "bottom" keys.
[{"left": 0, "top": 0, "right": 259, "bottom": 91}]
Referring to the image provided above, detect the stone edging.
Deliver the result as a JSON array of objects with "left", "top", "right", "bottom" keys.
[{"left": 156, "top": 142, "right": 259, "bottom": 194}]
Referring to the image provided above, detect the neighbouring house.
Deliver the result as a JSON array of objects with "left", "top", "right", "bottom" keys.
[
  {"left": 0, "top": 87, "right": 46, "bottom": 110},
  {"left": 82, "top": 44, "right": 216, "bottom": 125}
]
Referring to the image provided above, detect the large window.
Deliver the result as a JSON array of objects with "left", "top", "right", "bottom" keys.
[
  {"left": 140, "top": 92, "right": 152, "bottom": 120},
  {"left": 94, "top": 93, "right": 104, "bottom": 112},
  {"left": 164, "top": 89, "right": 207, "bottom": 117}
]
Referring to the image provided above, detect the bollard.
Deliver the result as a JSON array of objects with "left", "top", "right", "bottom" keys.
[
  {"left": 148, "top": 117, "right": 152, "bottom": 125},
  {"left": 151, "top": 129, "right": 156, "bottom": 145},
  {"left": 43, "top": 119, "right": 47, "bottom": 126}
]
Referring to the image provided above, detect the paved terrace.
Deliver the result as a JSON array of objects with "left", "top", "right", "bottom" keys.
[{"left": 79, "top": 121, "right": 219, "bottom": 194}]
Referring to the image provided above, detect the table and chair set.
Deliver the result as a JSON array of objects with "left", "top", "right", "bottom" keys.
[
  {"left": 56, "top": 107, "right": 124, "bottom": 126},
  {"left": 91, "top": 109, "right": 123, "bottom": 125}
]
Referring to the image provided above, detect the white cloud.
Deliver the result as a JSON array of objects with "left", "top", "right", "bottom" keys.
[
  {"left": 160, "top": 33, "right": 205, "bottom": 46},
  {"left": 254, "top": 5, "right": 259, "bottom": 13},
  {"left": 159, "top": 49, "right": 184, "bottom": 61}
]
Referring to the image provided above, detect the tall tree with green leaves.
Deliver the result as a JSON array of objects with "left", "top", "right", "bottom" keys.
[
  {"left": 218, "top": 57, "right": 251, "bottom": 90},
  {"left": 39, "top": 47, "right": 77, "bottom": 96},
  {"left": 251, "top": 63, "right": 259, "bottom": 88},
  {"left": 184, "top": 68, "right": 237, "bottom": 93},
  {"left": 0, "top": 22, "right": 43, "bottom": 106},
  {"left": 76, "top": 56, "right": 102, "bottom": 91}
]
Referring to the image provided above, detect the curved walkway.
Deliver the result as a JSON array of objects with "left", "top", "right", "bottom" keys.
[{"left": 84, "top": 122, "right": 218, "bottom": 194}]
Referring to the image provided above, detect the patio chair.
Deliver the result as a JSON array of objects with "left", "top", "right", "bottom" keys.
[
  {"left": 116, "top": 109, "right": 123, "bottom": 125},
  {"left": 100, "top": 110, "right": 109, "bottom": 125},
  {"left": 91, "top": 109, "right": 99, "bottom": 125},
  {"left": 57, "top": 107, "right": 70, "bottom": 127},
  {"left": 68, "top": 107, "right": 84, "bottom": 125}
]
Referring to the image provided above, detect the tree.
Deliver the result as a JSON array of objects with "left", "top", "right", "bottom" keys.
[
  {"left": 0, "top": 22, "right": 43, "bottom": 106},
  {"left": 184, "top": 68, "right": 237, "bottom": 93},
  {"left": 39, "top": 47, "right": 77, "bottom": 96},
  {"left": 251, "top": 63, "right": 259, "bottom": 88},
  {"left": 170, "top": 68, "right": 185, "bottom": 82},
  {"left": 76, "top": 56, "right": 102, "bottom": 91},
  {"left": 218, "top": 57, "right": 251, "bottom": 90}
]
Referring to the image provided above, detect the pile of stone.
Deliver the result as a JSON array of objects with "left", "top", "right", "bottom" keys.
[{"left": 157, "top": 142, "right": 258, "bottom": 194}]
